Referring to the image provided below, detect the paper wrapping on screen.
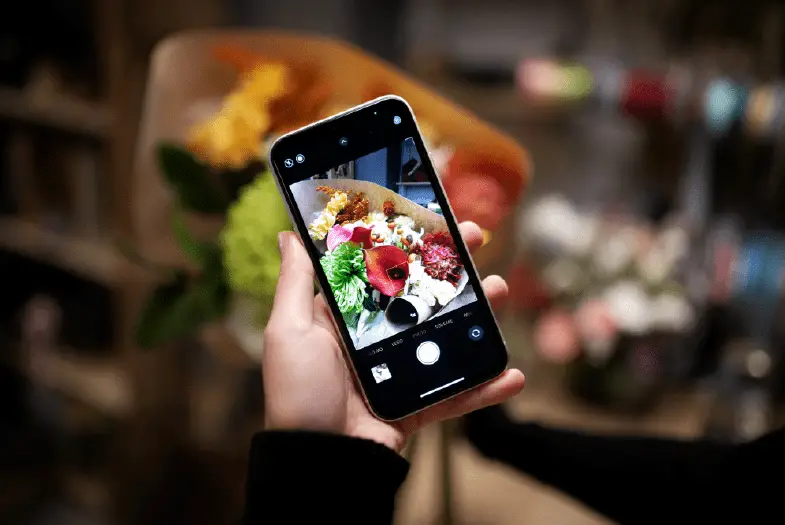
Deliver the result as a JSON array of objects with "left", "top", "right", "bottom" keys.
[
  {"left": 291, "top": 178, "right": 473, "bottom": 348},
  {"left": 292, "top": 179, "right": 448, "bottom": 235},
  {"left": 291, "top": 178, "right": 468, "bottom": 292}
]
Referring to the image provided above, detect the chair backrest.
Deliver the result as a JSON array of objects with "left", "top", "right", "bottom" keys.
[{"left": 133, "top": 29, "right": 530, "bottom": 264}]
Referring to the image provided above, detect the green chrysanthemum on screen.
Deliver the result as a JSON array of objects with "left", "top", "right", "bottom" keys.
[{"left": 321, "top": 242, "right": 368, "bottom": 323}]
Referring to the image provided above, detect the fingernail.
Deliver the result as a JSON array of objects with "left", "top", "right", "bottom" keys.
[{"left": 278, "top": 232, "right": 287, "bottom": 256}]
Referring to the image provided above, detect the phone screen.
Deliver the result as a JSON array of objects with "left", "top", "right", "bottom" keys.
[{"left": 270, "top": 97, "right": 508, "bottom": 420}]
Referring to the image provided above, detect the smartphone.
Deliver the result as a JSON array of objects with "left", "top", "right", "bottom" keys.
[{"left": 269, "top": 96, "right": 508, "bottom": 421}]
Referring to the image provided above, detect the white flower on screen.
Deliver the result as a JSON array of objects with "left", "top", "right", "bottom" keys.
[
  {"left": 394, "top": 215, "right": 416, "bottom": 230},
  {"left": 430, "top": 278, "right": 459, "bottom": 305},
  {"left": 407, "top": 260, "right": 458, "bottom": 306}
]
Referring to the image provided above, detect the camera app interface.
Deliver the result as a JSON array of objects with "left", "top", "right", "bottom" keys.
[{"left": 289, "top": 137, "right": 479, "bottom": 351}]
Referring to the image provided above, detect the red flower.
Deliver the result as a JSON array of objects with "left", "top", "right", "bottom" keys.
[
  {"left": 507, "top": 260, "right": 550, "bottom": 312},
  {"left": 443, "top": 148, "right": 528, "bottom": 231},
  {"left": 442, "top": 172, "right": 508, "bottom": 231},
  {"left": 413, "top": 232, "right": 463, "bottom": 285},
  {"left": 534, "top": 309, "right": 580, "bottom": 364},
  {"left": 364, "top": 246, "right": 409, "bottom": 296},
  {"left": 326, "top": 225, "right": 373, "bottom": 251}
]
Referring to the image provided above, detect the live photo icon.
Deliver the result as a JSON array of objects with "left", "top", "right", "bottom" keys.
[{"left": 371, "top": 364, "right": 392, "bottom": 384}]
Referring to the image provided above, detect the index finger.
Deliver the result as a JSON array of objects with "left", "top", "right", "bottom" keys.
[
  {"left": 268, "top": 231, "right": 315, "bottom": 330},
  {"left": 459, "top": 221, "right": 484, "bottom": 252}
]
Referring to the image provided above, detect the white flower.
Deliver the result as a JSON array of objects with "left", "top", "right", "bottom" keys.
[
  {"left": 394, "top": 215, "right": 416, "bottom": 229},
  {"left": 522, "top": 194, "right": 578, "bottom": 252},
  {"left": 593, "top": 226, "right": 638, "bottom": 277},
  {"left": 649, "top": 293, "right": 695, "bottom": 333},
  {"left": 430, "top": 278, "right": 459, "bottom": 305},
  {"left": 603, "top": 281, "right": 650, "bottom": 335},
  {"left": 542, "top": 258, "right": 582, "bottom": 294},
  {"left": 364, "top": 211, "right": 386, "bottom": 224},
  {"left": 659, "top": 225, "right": 689, "bottom": 263},
  {"left": 407, "top": 260, "right": 458, "bottom": 306},
  {"left": 572, "top": 211, "right": 600, "bottom": 256},
  {"left": 637, "top": 244, "right": 674, "bottom": 284}
]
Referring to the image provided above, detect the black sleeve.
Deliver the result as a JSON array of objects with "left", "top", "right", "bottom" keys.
[
  {"left": 465, "top": 406, "right": 785, "bottom": 525},
  {"left": 243, "top": 431, "right": 409, "bottom": 524}
]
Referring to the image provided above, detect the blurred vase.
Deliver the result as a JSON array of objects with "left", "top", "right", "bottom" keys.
[
  {"left": 224, "top": 293, "right": 267, "bottom": 363},
  {"left": 567, "top": 332, "right": 678, "bottom": 413}
]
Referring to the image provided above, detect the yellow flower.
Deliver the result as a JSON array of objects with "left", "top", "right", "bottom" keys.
[
  {"left": 308, "top": 192, "right": 348, "bottom": 240},
  {"left": 240, "top": 64, "right": 287, "bottom": 103},
  {"left": 187, "top": 63, "right": 288, "bottom": 169}
]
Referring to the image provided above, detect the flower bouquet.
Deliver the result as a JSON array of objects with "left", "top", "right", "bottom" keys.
[
  {"left": 292, "top": 179, "right": 476, "bottom": 349},
  {"left": 131, "top": 31, "right": 530, "bottom": 359},
  {"left": 520, "top": 194, "right": 700, "bottom": 410}
]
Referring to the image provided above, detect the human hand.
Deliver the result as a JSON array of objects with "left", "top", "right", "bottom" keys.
[{"left": 263, "top": 223, "right": 525, "bottom": 452}]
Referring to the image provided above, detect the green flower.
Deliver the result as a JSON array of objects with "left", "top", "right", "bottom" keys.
[
  {"left": 321, "top": 242, "right": 368, "bottom": 322},
  {"left": 221, "top": 172, "right": 291, "bottom": 309}
]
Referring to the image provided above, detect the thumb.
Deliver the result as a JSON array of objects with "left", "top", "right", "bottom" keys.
[{"left": 269, "top": 231, "right": 315, "bottom": 330}]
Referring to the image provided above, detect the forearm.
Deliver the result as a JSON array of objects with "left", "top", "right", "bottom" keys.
[
  {"left": 467, "top": 408, "right": 733, "bottom": 524},
  {"left": 244, "top": 431, "right": 409, "bottom": 525}
]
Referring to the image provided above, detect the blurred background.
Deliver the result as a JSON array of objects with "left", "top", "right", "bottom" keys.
[{"left": 2, "top": 0, "right": 785, "bottom": 523}]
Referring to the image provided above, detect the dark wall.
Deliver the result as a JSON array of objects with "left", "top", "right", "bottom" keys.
[{"left": 231, "top": 0, "right": 407, "bottom": 64}]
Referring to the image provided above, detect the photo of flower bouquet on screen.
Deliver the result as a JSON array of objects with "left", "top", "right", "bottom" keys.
[{"left": 290, "top": 138, "right": 478, "bottom": 349}]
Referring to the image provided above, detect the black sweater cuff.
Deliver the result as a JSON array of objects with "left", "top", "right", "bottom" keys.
[{"left": 244, "top": 431, "right": 409, "bottom": 524}]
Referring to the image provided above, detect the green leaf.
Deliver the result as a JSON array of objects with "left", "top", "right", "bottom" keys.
[
  {"left": 134, "top": 271, "right": 190, "bottom": 349},
  {"left": 171, "top": 208, "right": 222, "bottom": 268},
  {"left": 134, "top": 271, "right": 230, "bottom": 349},
  {"left": 195, "top": 274, "right": 231, "bottom": 319},
  {"left": 157, "top": 143, "right": 228, "bottom": 214},
  {"left": 363, "top": 294, "right": 379, "bottom": 312}
]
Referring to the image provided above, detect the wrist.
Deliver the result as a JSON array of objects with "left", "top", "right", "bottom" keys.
[{"left": 346, "top": 421, "right": 406, "bottom": 454}]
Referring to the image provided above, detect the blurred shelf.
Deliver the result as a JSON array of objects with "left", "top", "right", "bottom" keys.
[
  {"left": 434, "top": 81, "right": 526, "bottom": 124},
  {"left": 409, "top": 65, "right": 573, "bottom": 128},
  {"left": 0, "top": 87, "right": 110, "bottom": 139},
  {"left": 0, "top": 470, "right": 53, "bottom": 523},
  {"left": 63, "top": 471, "right": 112, "bottom": 515},
  {"left": 22, "top": 349, "right": 133, "bottom": 418},
  {"left": 0, "top": 217, "right": 130, "bottom": 284}
]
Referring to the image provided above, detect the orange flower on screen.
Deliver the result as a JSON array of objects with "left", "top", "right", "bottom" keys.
[{"left": 364, "top": 246, "right": 409, "bottom": 297}]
